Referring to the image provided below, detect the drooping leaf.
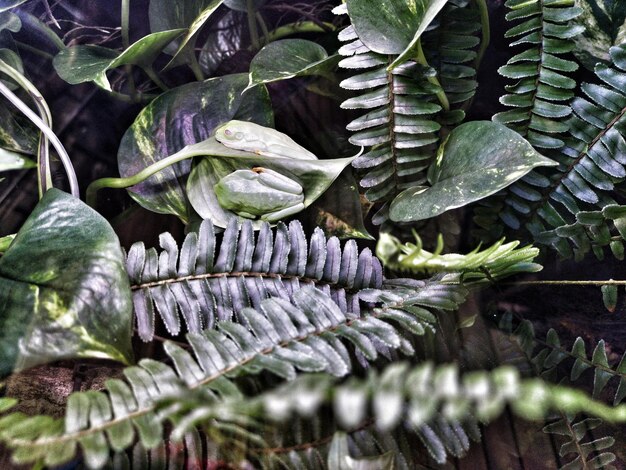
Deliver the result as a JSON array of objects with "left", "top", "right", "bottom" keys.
[
  {"left": 0, "top": 11, "right": 20, "bottom": 34},
  {"left": 247, "top": 39, "right": 340, "bottom": 89},
  {"left": 390, "top": 121, "right": 557, "bottom": 222},
  {"left": 346, "top": 0, "right": 448, "bottom": 69},
  {"left": 117, "top": 73, "right": 273, "bottom": 222},
  {"left": 0, "top": 189, "right": 133, "bottom": 376},
  {"left": 183, "top": 138, "right": 354, "bottom": 228},
  {"left": 163, "top": 0, "right": 225, "bottom": 71},
  {"left": 573, "top": 0, "right": 626, "bottom": 70},
  {"left": 0, "top": 147, "right": 34, "bottom": 171},
  {"left": 52, "top": 29, "right": 184, "bottom": 90}
]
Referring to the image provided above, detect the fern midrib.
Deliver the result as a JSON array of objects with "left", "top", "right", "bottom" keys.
[
  {"left": 527, "top": 105, "right": 626, "bottom": 221},
  {"left": 562, "top": 412, "right": 591, "bottom": 469},
  {"left": 5, "top": 302, "right": 409, "bottom": 448},
  {"left": 388, "top": 54, "right": 400, "bottom": 196},
  {"left": 131, "top": 271, "right": 362, "bottom": 294},
  {"left": 520, "top": 0, "right": 545, "bottom": 138}
]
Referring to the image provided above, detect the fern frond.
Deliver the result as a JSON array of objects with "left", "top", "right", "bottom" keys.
[
  {"left": 509, "top": 322, "right": 626, "bottom": 405},
  {"left": 376, "top": 231, "right": 541, "bottom": 281},
  {"left": 127, "top": 218, "right": 387, "bottom": 341},
  {"left": 494, "top": 0, "right": 583, "bottom": 149},
  {"left": 544, "top": 416, "right": 617, "bottom": 470},
  {"left": 479, "top": 43, "right": 626, "bottom": 260},
  {"left": 337, "top": 19, "right": 443, "bottom": 224},
  {"left": 0, "top": 280, "right": 471, "bottom": 469},
  {"left": 422, "top": 0, "right": 481, "bottom": 110}
]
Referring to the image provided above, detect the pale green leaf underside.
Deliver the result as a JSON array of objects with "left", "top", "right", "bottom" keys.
[{"left": 390, "top": 121, "right": 557, "bottom": 222}]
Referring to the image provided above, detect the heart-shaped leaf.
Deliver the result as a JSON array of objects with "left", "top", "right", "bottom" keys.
[
  {"left": 117, "top": 73, "right": 273, "bottom": 222},
  {"left": 53, "top": 29, "right": 184, "bottom": 90},
  {"left": 0, "top": 189, "right": 133, "bottom": 376},
  {"left": 182, "top": 137, "right": 354, "bottom": 228},
  {"left": 389, "top": 121, "right": 557, "bottom": 222},
  {"left": 346, "top": 0, "right": 447, "bottom": 68},
  {"left": 246, "top": 39, "right": 340, "bottom": 90}
]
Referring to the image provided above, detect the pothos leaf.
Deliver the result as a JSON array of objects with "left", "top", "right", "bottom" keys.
[
  {"left": 0, "top": 189, "right": 133, "bottom": 376},
  {"left": 389, "top": 121, "right": 557, "bottom": 222},
  {"left": 223, "top": 0, "right": 266, "bottom": 11},
  {"left": 246, "top": 39, "right": 340, "bottom": 90},
  {"left": 117, "top": 73, "right": 273, "bottom": 223},
  {"left": 184, "top": 137, "right": 354, "bottom": 228},
  {"left": 52, "top": 29, "right": 185, "bottom": 90},
  {"left": 346, "top": 0, "right": 447, "bottom": 69},
  {"left": 573, "top": 0, "right": 626, "bottom": 70}
]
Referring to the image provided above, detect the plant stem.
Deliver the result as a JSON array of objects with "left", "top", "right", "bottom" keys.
[
  {"left": 260, "top": 21, "right": 335, "bottom": 44},
  {"left": 256, "top": 12, "right": 270, "bottom": 46},
  {"left": 509, "top": 279, "right": 626, "bottom": 286},
  {"left": 415, "top": 40, "right": 450, "bottom": 112},
  {"left": 86, "top": 149, "right": 196, "bottom": 208},
  {"left": 473, "top": 0, "right": 490, "bottom": 69},
  {"left": 0, "top": 63, "right": 78, "bottom": 198},
  {"left": 247, "top": 0, "right": 260, "bottom": 49},
  {"left": 187, "top": 49, "right": 205, "bottom": 81},
  {"left": 121, "top": 0, "right": 137, "bottom": 98},
  {"left": 142, "top": 66, "right": 169, "bottom": 91}
]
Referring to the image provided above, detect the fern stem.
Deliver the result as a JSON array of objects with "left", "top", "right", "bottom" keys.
[
  {"left": 415, "top": 40, "right": 450, "bottom": 112},
  {"left": 473, "top": 0, "right": 490, "bottom": 69},
  {"left": 510, "top": 279, "right": 626, "bottom": 286}
]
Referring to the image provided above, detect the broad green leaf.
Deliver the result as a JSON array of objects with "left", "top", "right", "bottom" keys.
[
  {"left": 601, "top": 284, "right": 618, "bottom": 312},
  {"left": 573, "top": 0, "right": 626, "bottom": 70},
  {"left": 117, "top": 73, "right": 273, "bottom": 222},
  {"left": 0, "top": 189, "right": 133, "bottom": 376},
  {"left": 0, "top": 48, "right": 25, "bottom": 91},
  {"left": 389, "top": 121, "right": 557, "bottom": 222},
  {"left": 52, "top": 29, "right": 184, "bottom": 90},
  {"left": 246, "top": 39, "right": 340, "bottom": 90},
  {"left": 184, "top": 137, "right": 354, "bottom": 228},
  {"left": 346, "top": 0, "right": 447, "bottom": 69},
  {"left": 0, "top": 147, "right": 34, "bottom": 171},
  {"left": 163, "top": 0, "right": 225, "bottom": 71}
]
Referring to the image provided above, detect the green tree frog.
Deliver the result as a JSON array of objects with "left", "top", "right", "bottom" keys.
[
  {"left": 214, "top": 167, "right": 305, "bottom": 222},
  {"left": 215, "top": 120, "right": 317, "bottom": 160}
]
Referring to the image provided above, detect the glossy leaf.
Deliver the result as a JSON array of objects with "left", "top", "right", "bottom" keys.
[
  {"left": 0, "top": 148, "right": 35, "bottom": 171},
  {"left": 390, "top": 121, "right": 557, "bottom": 222},
  {"left": 117, "top": 73, "right": 273, "bottom": 222},
  {"left": 0, "top": 189, "right": 133, "bottom": 376},
  {"left": 247, "top": 39, "right": 340, "bottom": 89},
  {"left": 573, "top": 0, "right": 626, "bottom": 70},
  {"left": 346, "top": 0, "right": 447, "bottom": 68},
  {"left": 184, "top": 137, "right": 354, "bottom": 228},
  {"left": 53, "top": 29, "right": 185, "bottom": 90}
]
